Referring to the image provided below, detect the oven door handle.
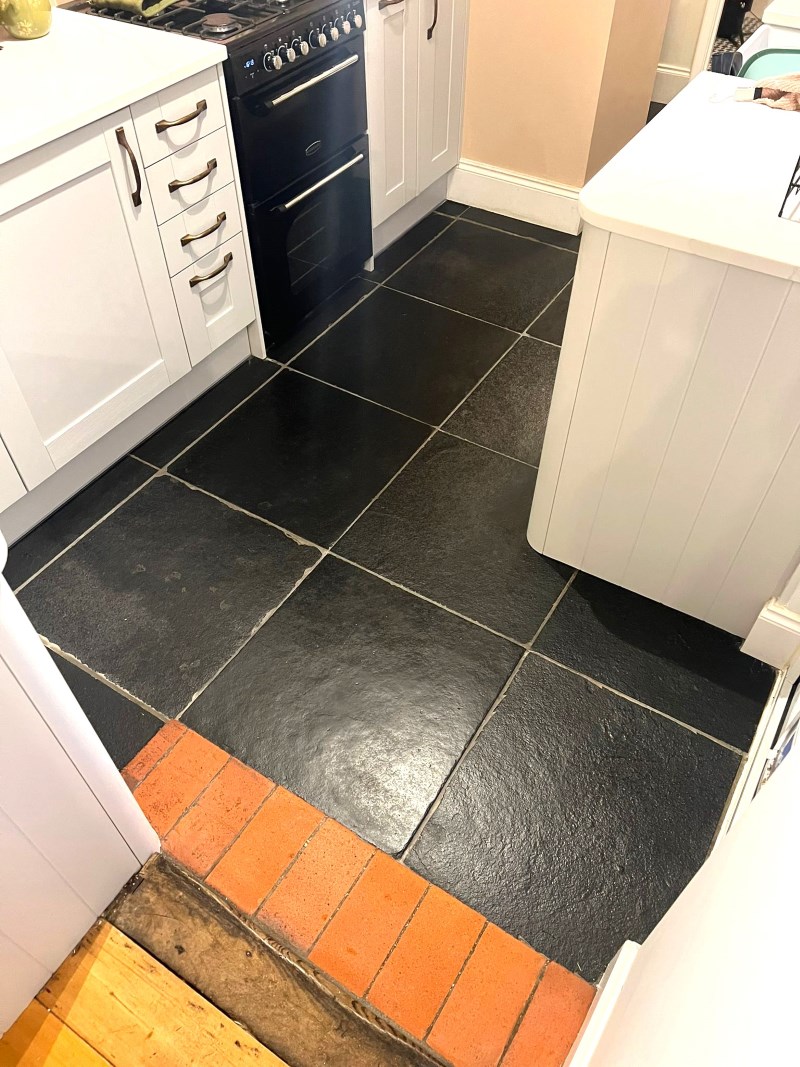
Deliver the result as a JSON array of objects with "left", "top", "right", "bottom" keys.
[
  {"left": 280, "top": 153, "right": 365, "bottom": 211},
  {"left": 267, "top": 54, "right": 360, "bottom": 108}
]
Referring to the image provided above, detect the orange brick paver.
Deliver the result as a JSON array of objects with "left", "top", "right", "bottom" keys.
[
  {"left": 164, "top": 759, "right": 273, "bottom": 876},
  {"left": 132, "top": 729, "right": 227, "bottom": 836},
  {"left": 367, "top": 884, "right": 485, "bottom": 1040},
  {"left": 502, "top": 962, "right": 595, "bottom": 1067},
  {"left": 206, "top": 786, "right": 324, "bottom": 914},
  {"left": 126, "top": 723, "right": 594, "bottom": 1067},
  {"left": 123, "top": 720, "right": 185, "bottom": 789},
  {"left": 309, "top": 851, "right": 427, "bottom": 996},
  {"left": 427, "top": 923, "right": 546, "bottom": 1067},
  {"left": 258, "top": 819, "right": 374, "bottom": 952}
]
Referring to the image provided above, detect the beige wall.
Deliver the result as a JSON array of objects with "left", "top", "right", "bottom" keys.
[{"left": 461, "top": 0, "right": 670, "bottom": 189}]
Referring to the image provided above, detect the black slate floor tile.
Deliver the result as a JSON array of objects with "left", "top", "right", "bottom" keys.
[
  {"left": 534, "top": 573, "right": 773, "bottom": 751},
  {"left": 462, "top": 208, "right": 581, "bottom": 252},
  {"left": 268, "top": 278, "right": 377, "bottom": 363},
  {"left": 184, "top": 556, "right": 520, "bottom": 854},
  {"left": 19, "top": 477, "right": 320, "bottom": 717},
  {"left": 171, "top": 371, "right": 430, "bottom": 546},
  {"left": 337, "top": 434, "right": 570, "bottom": 642},
  {"left": 528, "top": 282, "right": 572, "bottom": 346},
  {"left": 647, "top": 100, "right": 666, "bottom": 123},
  {"left": 293, "top": 288, "right": 514, "bottom": 424},
  {"left": 436, "top": 200, "right": 468, "bottom": 217},
  {"left": 50, "top": 651, "right": 161, "bottom": 770},
  {"left": 5, "top": 458, "right": 151, "bottom": 590},
  {"left": 406, "top": 654, "right": 741, "bottom": 980},
  {"left": 444, "top": 337, "right": 559, "bottom": 466},
  {"left": 389, "top": 220, "right": 576, "bottom": 331},
  {"left": 133, "top": 357, "right": 281, "bottom": 468},
  {"left": 363, "top": 214, "right": 453, "bottom": 284}
]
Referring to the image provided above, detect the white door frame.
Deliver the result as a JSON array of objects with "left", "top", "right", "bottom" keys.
[{"left": 691, "top": 0, "right": 727, "bottom": 77}]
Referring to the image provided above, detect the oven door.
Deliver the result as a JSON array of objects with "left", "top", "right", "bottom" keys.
[
  {"left": 248, "top": 137, "right": 372, "bottom": 343},
  {"left": 231, "top": 36, "right": 367, "bottom": 204}
]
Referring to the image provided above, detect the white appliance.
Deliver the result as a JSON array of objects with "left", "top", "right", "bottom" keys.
[{"left": 736, "top": 0, "right": 800, "bottom": 65}]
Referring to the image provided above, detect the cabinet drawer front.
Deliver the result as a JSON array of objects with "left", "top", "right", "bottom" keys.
[
  {"left": 172, "top": 233, "right": 256, "bottom": 366},
  {"left": 146, "top": 127, "right": 234, "bottom": 225},
  {"left": 159, "top": 183, "right": 242, "bottom": 277},
  {"left": 131, "top": 68, "right": 225, "bottom": 167}
]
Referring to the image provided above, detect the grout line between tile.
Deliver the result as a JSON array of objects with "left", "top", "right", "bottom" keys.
[
  {"left": 526, "top": 571, "right": 577, "bottom": 648},
  {"left": 522, "top": 277, "right": 573, "bottom": 338},
  {"left": 434, "top": 428, "right": 539, "bottom": 470},
  {"left": 497, "top": 960, "right": 550, "bottom": 1066},
  {"left": 400, "top": 650, "right": 530, "bottom": 862},
  {"left": 372, "top": 215, "right": 459, "bottom": 287},
  {"left": 328, "top": 552, "right": 526, "bottom": 649},
  {"left": 363, "top": 884, "right": 432, "bottom": 999},
  {"left": 130, "top": 720, "right": 187, "bottom": 785},
  {"left": 422, "top": 920, "right": 489, "bottom": 1041},
  {"left": 130, "top": 454, "right": 160, "bottom": 471},
  {"left": 284, "top": 365, "right": 435, "bottom": 429},
  {"left": 12, "top": 469, "right": 160, "bottom": 596},
  {"left": 527, "top": 649, "right": 748, "bottom": 756},
  {"left": 176, "top": 548, "right": 328, "bottom": 721},
  {"left": 253, "top": 814, "right": 331, "bottom": 917},
  {"left": 166, "top": 756, "right": 233, "bottom": 845},
  {"left": 280, "top": 282, "right": 382, "bottom": 368},
  {"left": 381, "top": 282, "right": 522, "bottom": 334},
  {"left": 204, "top": 779, "right": 280, "bottom": 883},
  {"left": 435, "top": 332, "right": 524, "bottom": 427},
  {"left": 42, "top": 638, "right": 168, "bottom": 723},
  {"left": 457, "top": 214, "right": 580, "bottom": 255},
  {"left": 304, "top": 846, "right": 378, "bottom": 954}
]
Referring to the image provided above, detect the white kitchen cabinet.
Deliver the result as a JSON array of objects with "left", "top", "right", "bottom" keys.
[
  {"left": 416, "top": 0, "right": 468, "bottom": 192},
  {"left": 0, "top": 109, "right": 191, "bottom": 486},
  {"left": 0, "top": 440, "right": 25, "bottom": 515},
  {"left": 365, "top": 0, "right": 467, "bottom": 231}
]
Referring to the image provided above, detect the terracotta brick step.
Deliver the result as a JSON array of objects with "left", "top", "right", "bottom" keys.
[{"left": 124, "top": 723, "right": 595, "bottom": 1067}]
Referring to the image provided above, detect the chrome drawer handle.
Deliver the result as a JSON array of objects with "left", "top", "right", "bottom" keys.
[
  {"left": 189, "top": 251, "right": 233, "bottom": 288},
  {"left": 155, "top": 99, "right": 208, "bottom": 133},
  {"left": 169, "top": 158, "right": 217, "bottom": 193},
  {"left": 282, "top": 153, "right": 364, "bottom": 210},
  {"left": 180, "top": 211, "right": 227, "bottom": 247},
  {"left": 268, "top": 54, "right": 359, "bottom": 107}
]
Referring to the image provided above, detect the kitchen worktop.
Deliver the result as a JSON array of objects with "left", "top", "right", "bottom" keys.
[
  {"left": 580, "top": 71, "right": 800, "bottom": 280},
  {"left": 0, "top": 8, "right": 226, "bottom": 165}
]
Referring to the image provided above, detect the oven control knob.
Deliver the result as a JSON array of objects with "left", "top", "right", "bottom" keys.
[
  {"left": 336, "top": 16, "right": 351, "bottom": 34},
  {"left": 263, "top": 50, "right": 282, "bottom": 71},
  {"left": 328, "top": 23, "right": 340, "bottom": 41},
  {"left": 279, "top": 44, "right": 297, "bottom": 62},
  {"left": 310, "top": 27, "right": 327, "bottom": 47},
  {"left": 351, "top": 11, "right": 363, "bottom": 28},
  {"left": 293, "top": 36, "right": 310, "bottom": 56}
]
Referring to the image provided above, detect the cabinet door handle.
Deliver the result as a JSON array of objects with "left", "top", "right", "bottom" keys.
[
  {"left": 155, "top": 99, "right": 208, "bottom": 133},
  {"left": 115, "top": 127, "right": 142, "bottom": 208},
  {"left": 427, "top": 0, "right": 438, "bottom": 38},
  {"left": 189, "top": 251, "right": 233, "bottom": 288},
  {"left": 180, "top": 212, "right": 227, "bottom": 247},
  {"left": 168, "top": 158, "right": 217, "bottom": 193}
]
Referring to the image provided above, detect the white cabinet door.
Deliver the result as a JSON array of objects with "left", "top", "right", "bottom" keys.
[
  {"left": 416, "top": 0, "right": 468, "bottom": 192},
  {"left": 0, "top": 108, "right": 189, "bottom": 487},
  {"left": 0, "top": 439, "right": 25, "bottom": 514},
  {"left": 365, "top": 0, "right": 419, "bottom": 228}
]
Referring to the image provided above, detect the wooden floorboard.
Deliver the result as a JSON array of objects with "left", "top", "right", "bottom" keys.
[{"left": 2, "top": 921, "right": 286, "bottom": 1066}]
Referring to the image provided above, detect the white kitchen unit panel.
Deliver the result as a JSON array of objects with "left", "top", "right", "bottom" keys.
[
  {"left": 130, "top": 66, "right": 225, "bottom": 166},
  {"left": 0, "top": 110, "right": 189, "bottom": 485},
  {"left": 146, "top": 125, "right": 234, "bottom": 225},
  {"left": 159, "top": 181, "right": 242, "bottom": 276},
  {"left": 171, "top": 233, "right": 256, "bottom": 366},
  {"left": 0, "top": 932, "right": 49, "bottom": 1036},
  {"left": 416, "top": 0, "right": 468, "bottom": 192},
  {"left": 365, "top": 0, "right": 419, "bottom": 228},
  {"left": 0, "top": 439, "right": 24, "bottom": 514},
  {"left": 530, "top": 225, "right": 800, "bottom": 639}
]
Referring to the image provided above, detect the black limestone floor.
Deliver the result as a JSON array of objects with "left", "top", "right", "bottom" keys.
[{"left": 10, "top": 204, "right": 774, "bottom": 981}]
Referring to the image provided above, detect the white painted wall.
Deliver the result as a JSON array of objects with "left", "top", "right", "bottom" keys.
[{"left": 654, "top": 0, "right": 707, "bottom": 101}]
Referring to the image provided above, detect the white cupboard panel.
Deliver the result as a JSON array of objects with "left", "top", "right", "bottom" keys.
[
  {"left": 0, "top": 437, "right": 25, "bottom": 513},
  {"left": 0, "top": 932, "right": 49, "bottom": 1035},
  {"left": 416, "top": 0, "right": 468, "bottom": 191},
  {"left": 581, "top": 251, "right": 728, "bottom": 580},
  {"left": 365, "top": 0, "right": 419, "bottom": 227},
  {"left": 171, "top": 233, "right": 255, "bottom": 366},
  {"left": 146, "top": 126, "right": 234, "bottom": 225},
  {"left": 159, "top": 181, "right": 242, "bottom": 276},
  {"left": 543, "top": 235, "right": 669, "bottom": 567},
  {"left": 130, "top": 67, "right": 225, "bottom": 166}
]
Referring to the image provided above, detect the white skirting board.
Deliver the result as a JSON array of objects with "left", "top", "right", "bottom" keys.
[
  {"left": 564, "top": 942, "right": 640, "bottom": 1067},
  {"left": 652, "top": 62, "right": 691, "bottom": 104},
  {"left": 447, "top": 159, "right": 582, "bottom": 235}
]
